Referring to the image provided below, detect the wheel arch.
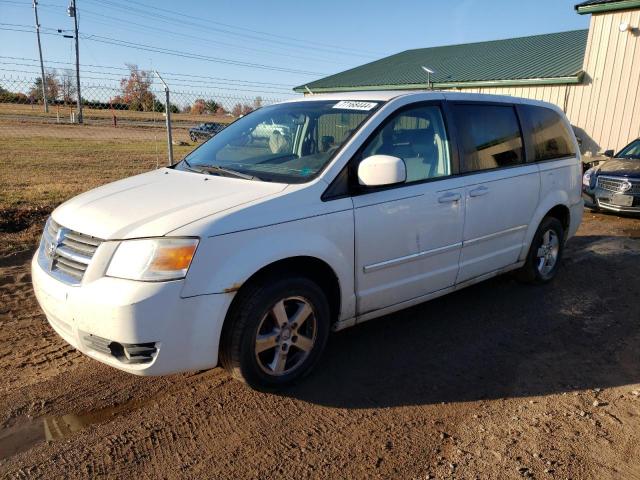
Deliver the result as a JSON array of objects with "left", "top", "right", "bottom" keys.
[
  {"left": 545, "top": 204, "right": 571, "bottom": 236},
  {"left": 519, "top": 192, "right": 572, "bottom": 262},
  {"left": 224, "top": 255, "right": 342, "bottom": 329}
]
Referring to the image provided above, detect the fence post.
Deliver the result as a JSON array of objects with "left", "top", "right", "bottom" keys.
[{"left": 154, "top": 71, "right": 174, "bottom": 166}]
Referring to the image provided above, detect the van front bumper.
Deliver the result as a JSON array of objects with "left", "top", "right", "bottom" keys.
[{"left": 31, "top": 253, "right": 233, "bottom": 376}]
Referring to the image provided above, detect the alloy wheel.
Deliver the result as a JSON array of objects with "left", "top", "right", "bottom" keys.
[
  {"left": 254, "top": 296, "right": 317, "bottom": 376},
  {"left": 536, "top": 229, "right": 560, "bottom": 276}
]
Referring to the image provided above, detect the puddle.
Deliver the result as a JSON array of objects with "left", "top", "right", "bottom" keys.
[
  {"left": 0, "top": 398, "right": 150, "bottom": 461},
  {"left": 0, "top": 369, "right": 222, "bottom": 461}
]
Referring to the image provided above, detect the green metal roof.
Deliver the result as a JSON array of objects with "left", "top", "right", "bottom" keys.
[
  {"left": 575, "top": 0, "right": 640, "bottom": 14},
  {"left": 294, "top": 30, "right": 588, "bottom": 93}
]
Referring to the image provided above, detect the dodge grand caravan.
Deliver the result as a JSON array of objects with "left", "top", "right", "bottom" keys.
[{"left": 32, "top": 92, "right": 583, "bottom": 389}]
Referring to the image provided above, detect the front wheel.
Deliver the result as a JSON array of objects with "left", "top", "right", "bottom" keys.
[
  {"left": 517, "top": 217, "right": 565, "bottom": 284},
  {"left": 220, "top": 276, "right": 330, "bottom": 390}
]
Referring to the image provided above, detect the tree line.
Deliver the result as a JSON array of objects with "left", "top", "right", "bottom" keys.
[{"left": 0, "top": 64, "right": 265, "bottom": 117}]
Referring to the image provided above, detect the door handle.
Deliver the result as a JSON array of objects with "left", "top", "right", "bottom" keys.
[
  {"left": 438, "top": 192, "right": 461, "bottom": 203},
  {"left": 469, "top": 186, "right": 489, "bottom": 197}
]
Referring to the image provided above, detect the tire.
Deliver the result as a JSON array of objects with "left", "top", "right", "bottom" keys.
[
  {"left": 516, "top": 216, "right": 565, "bottom": 284},
  {"left": 219, "top": 276, "right": 330, "bottom": 390}
]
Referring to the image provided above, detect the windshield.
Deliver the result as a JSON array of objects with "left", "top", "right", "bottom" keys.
[
  {"left": 616, "top": 139, "right": 640, "bottom": 160},
  {"left": 177, "top": 100, "right": 381, "bottom": 182}
]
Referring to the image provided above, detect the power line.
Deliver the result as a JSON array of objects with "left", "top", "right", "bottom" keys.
[
  {"left": 70, "top": 7, "right": 356, "bottom": 67},
  {"left": 2, "top": 0, "right": 377, "bottom": 65},
  {"left": 0, "top": 25, "right": 327, "bottom": 76},
  {"left": 122, "top": 0, "right": 384, "bottom": 57},
  {"left": 83, "top": 0, "right": 383, "bottom": 59},
  {"left": 0, "top": 55, "right": 296, "bottom": 87},
  {"left": 1, "top": 0, "right": 387, "bottom": 59},
  {"left": 0, "top": 68, "right": 296, "bottom": 96},
  {"left": 80, "top": 34, "right": 327, "bottom": 76},
  {"left": 0, "top": 63, "right": 297, "bottom": 94}
]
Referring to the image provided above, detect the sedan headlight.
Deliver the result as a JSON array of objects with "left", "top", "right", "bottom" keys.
[
  {"left": 583, "top": 167, "right": 596, "bottom": 188},
  {"left": 106, "top": 238, "right": 199, "bottom": 281}
]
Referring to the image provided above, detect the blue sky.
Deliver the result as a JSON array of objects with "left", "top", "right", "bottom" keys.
[{"left": 0, "top": 0, "right": 588, "bottom": 99}]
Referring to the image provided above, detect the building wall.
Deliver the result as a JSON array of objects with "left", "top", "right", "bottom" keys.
[{"left": 455, "top": 8, "right": 640, "bottom": 156}]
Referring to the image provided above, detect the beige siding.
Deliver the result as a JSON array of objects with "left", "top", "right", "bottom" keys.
[
  {"left": 452, "top": 10, "right": 640, "bottom": 155},
  {"left": 454, "top": 84, "right": 569, "bottom": 114},
  {"left": 570, "top": 10, "right": 640, "bottom": 154}
]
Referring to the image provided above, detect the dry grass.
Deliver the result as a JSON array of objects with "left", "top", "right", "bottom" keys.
[
  {"left": 0, "top": 103, "right": 234, "bottom": 124},
  {"left": 0, "top": 119, "right": 189, "bottom": 141},
  {"left": 0, "top": 125, "right": 194, "bottom": 256}
]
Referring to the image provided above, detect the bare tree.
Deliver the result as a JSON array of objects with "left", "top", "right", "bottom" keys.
[{"left": 59, "top": 69, "right": 77, "bottom": 104}]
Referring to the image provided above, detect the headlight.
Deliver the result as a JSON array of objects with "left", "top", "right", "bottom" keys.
[
  {"left": 582, "top": 167, "right": 596, "bottom": 188},
  {"left": 106, "top": 238, "right": 199, "bottom": 281}
]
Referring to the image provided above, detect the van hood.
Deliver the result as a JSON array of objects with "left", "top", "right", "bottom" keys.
[{"left": 52, "top": 168, "right": 287, "bottom": 239}]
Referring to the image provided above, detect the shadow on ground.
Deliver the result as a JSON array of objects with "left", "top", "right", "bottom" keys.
[{"left": 282, "top": 234, "right": 640, "bottom": 408}]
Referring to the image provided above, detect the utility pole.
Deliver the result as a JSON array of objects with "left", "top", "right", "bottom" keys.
[
  {"left": 155, "top": 71, "right": 174, "bottom": 165},
  {"left": 32, "top": 0, "right": 48, "bottom": 113},
  {"left": 68, "top": 0, "right": 82, "bottom": 123}
]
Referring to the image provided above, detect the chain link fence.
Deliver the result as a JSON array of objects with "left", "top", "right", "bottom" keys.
[
  {"left": 0, "top": 73, "right": 286, "bottom": 167},
  {"left": 0, "top": 72, "right": 291, "bottom": 253}
]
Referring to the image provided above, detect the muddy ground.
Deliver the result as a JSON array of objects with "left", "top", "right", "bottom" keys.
[{"left": 0, "top": 211, "right": 639, "bottom": 479}]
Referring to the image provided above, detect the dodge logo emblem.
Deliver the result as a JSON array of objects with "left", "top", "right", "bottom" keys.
[{"left": 46, "top": 227, "right": 68, "bottom": 270}]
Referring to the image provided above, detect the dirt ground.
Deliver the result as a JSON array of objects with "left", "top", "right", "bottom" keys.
[{"left": 0, "top": 211, "right": 639, "bottom": 479}]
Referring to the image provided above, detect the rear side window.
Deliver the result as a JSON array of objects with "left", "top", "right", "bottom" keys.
[
  {"left": 452, "top": 104, "right": 524, "bottom": 173},
  {"left": 519, "top": 105, "right": 575, "bottom": 161}
]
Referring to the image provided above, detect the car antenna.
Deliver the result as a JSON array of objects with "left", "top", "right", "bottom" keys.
[{"left": 304, "top": 85, "right": 314, "bottom": 95}]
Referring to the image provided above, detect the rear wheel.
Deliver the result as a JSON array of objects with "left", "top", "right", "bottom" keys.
[
  {"left": 220, "top": 276, "right": 330, "bottom": 390},
  {"left": 517, "top": 217, "right": 565, "bottom": 284}
]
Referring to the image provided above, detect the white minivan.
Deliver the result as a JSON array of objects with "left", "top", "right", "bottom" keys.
[{"left": 32, "top": 91, "right": 583, "bottom": 389}]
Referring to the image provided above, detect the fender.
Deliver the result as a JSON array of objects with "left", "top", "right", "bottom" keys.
[{"left": 180, "top": 209, "right": 356, "bottom": 321}]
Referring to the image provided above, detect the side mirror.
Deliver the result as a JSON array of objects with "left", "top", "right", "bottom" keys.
[
  {"left": 357, "top": 155, "right": 406, "bottom": 187},
  {"left": 604, "top": 149, "right": 615, "bottom": 158}
]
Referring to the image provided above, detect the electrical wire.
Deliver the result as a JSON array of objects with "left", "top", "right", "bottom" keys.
[
  {"left": 0, "top": 25, "right": 327, "bottom": 76},
  {"left": 0, "top": 55, "right": 295, "bottom": 87}
]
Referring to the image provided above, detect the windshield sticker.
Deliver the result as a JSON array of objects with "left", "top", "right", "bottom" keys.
[{"left": 332, "top": 100, "right": 378, "bottom": 111}]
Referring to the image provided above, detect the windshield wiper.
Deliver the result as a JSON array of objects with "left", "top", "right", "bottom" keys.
[{"left": 197, "top": 165, "right": 261, "bottom": 181}]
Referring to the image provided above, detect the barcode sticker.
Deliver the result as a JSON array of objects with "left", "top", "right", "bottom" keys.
[{"left": 332, "top": 100, "right": 378, "bottom": 111}]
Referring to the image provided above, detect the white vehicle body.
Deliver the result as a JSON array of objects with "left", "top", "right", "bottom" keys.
[{"left": 32, "top": 91, "right": 583, "bottom": 378}]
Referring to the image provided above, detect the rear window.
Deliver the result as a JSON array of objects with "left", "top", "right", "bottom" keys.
[
  {"left": 519, "top": 105, "right": 576, "bottom": 161},
  {"left": 451, "top": 104, "right": 524, "bottom": 173}
]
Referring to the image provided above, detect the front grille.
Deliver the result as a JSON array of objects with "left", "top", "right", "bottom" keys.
[
  {"left": 597, "top": 176, "right": 640, "bottom": 195},
  {"left": 39, "top": 218, "right": 103, "bottom": 285}
]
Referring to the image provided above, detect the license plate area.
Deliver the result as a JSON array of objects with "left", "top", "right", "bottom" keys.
[{"left": 611, "top": 194, "right": 634, "bottom": 207}]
